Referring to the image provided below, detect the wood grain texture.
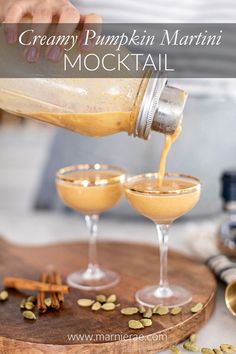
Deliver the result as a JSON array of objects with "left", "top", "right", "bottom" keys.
[{"left": 0, "top": 237, "right": 216, "bottom": 354}]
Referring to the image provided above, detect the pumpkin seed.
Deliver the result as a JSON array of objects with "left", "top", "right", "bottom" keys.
[
  {"left": 0, "top": 290, "right": 8, "bottom": 301},
  {"left": 155, "top": 306, "right": 169, "bottom": 316},
  {"left": 201, "top": 348, "right": 215, "bottom": 354},
  {"left": 170, "top": 345, "right": 182, "bottom": 354},
  {"left": 77, "top": 299, "right": 94, "bottom": 307},
  {"left": 140, "top": 318, "right": 152, "bottom": 327},
  {"left": 27, "top": 296, "right": 37, "bottom": 304},
  {"left": 96, "top": 294, "right": 106, "bottom": 303},
  {"left": 101, "top": 302, "right": 116, "bottom": 311},
  {"left": 92, "top": 301, "right": 101, "bottom": 311},
  {"left": 20, "top": 298, "right": 26, "bottom": 309},
  {"left": 189, "top": 334, "right": 197, "bottom": 343},
  {"left": 191, "top": 302, "right": 203, "bottom": 313},
  {"left": 183, "top": 342, "right": 199, "bottom": 352},
  {"left": 128, "top": 320, "right": 144, "bottom": 330},
  {"left": 139, "top": 305, "right": 146, "bottom": 314},
  {"left": 23, "top": 310, "right": 36, "bottom": 320},
  {"left": 171, "top": 307, "right": 182, "bottom": 315},
  {"left": 24, "top": 301, "right": 35, "bottom": 310},
  {"left": 121, "top": 307, "right": 139, "bottom": 316},
  {"left": 220, "top": 345, "right": 236, "bottom": 353},
  {"left": 213, "top": 349, "right": 223, "bottom": 354},
  {"left": 106, "top": 294, "right": 117, "bottom": 303},
  {"left": 143, "top": 308, "right": 152, "bottom": 318}
]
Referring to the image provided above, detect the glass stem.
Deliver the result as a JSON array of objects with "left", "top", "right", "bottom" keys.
[
  {"left": 85, "top": 214, "right": 99, "bottom": 270},
  {"left": 156, "top": 224, "right": 170, "bottom": 289}
]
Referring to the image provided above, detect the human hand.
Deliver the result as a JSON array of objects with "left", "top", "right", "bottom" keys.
[{"left": 0, "top": 0, "right": 102, "bottom": 62}]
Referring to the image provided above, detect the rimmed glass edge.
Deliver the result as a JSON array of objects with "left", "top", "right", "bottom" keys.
[
  {"left": 124, "top": 172, "right": 201, "bottom": 196},
  {"left": 56, "top": 163, "right": 126, "bottom": 187}
]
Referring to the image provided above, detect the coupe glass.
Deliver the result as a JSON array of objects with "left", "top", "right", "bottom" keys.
[
  {"left": 125, "top": 172, "right": 201, "bottom": 307},
  {"left": 56, "top": 164, "right": 126, "bottom": 290}
]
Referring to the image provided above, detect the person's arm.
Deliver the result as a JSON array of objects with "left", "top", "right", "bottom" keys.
[{"left": 0, "top": 0, "right": 102, "bottom": 61}]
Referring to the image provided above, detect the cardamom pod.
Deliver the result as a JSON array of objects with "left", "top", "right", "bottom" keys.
[
  {"left": 24, "top": 301, "right": 35, "bottom": 310},
  {"left": 191, "top": 302, "right": 203, "bottom": 313},
  {"left": 143, "top": 308, "right": 152, "bottom": 318},
  {"left": 121, "top": 307, "right": 139, "bottom": 315},
  {"left": 106, "top": 294, "right": 117, "bottom": 303},
  {"left": 171, "top": 307, "right": 182, "bottom": 315},
  {"left": 20, "top": 298, "right": 26, "bottom": 309},
  {"left": 213, "top": 349, "right": 223, "bottom": 354},
  {"left": 139, "top": 305, "right": 146, "bottom": 314},
  {"left": 101, "top": 302, "right": 116, "bottom": 311},
  {"left": 140, "top": 318, "right": 152, "bottom": 327},
  {"left": 220, "top": 344, "right": 236, "bottom": 353},
  {"left": 44, "top": 297, "right": 52, "bottom": 307},
  {"left": 201, "top": 348, "right": 215, "bottom": 354},
  {"left": 153, "top": 304, "right": 160, "bottom": 314},
  {"left": 170, "top": 345, "right": 182, "bottom": 354},
  {"left": 96, "top": 295, "right": 106, "bottom": 303},
  {"left": 183, "top": 341, "right": 199, "bottom": 352},
  {"left": 128, "top": 320, "right": 144, "bottom": 330},
  {"left": 27, "top": 296, "right": 37, "bottom": 304},
  {"left": 189, "top": 334, "right": 197, "bottom": 343},
  {"left": 0, "top": 290, "right": 8, "bottom": 301},
  {"left": 22, "top": 310, "right": 36, "bottom": 320},
  {"left": 155, "top": 306, "right": 169, "bottom": 316},
  {"left": 77, "top": 299, "right": 94, "bottom": 307},
  {"left": 92, "top": 301, "right": 101, "bottom": 311}
]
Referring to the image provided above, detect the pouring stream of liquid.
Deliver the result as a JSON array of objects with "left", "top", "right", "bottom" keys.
[{"left": 157, "top": 125, "right": 182, "bottom": 188}]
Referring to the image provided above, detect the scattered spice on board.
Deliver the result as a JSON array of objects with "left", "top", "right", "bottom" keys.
[
  {"left": 0, "top": 290, "right": 8, "bottom": 301},
  {"left": 191, "top": 302, "right": 203, "bottom": 313}
]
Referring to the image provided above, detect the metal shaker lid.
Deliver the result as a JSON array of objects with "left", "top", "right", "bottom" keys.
[
  {"left": 152, "top": 85, "right": 187, "bottom": 135},
  {"left": 134, "top": 71, "right": 187, "bottom": 140}
]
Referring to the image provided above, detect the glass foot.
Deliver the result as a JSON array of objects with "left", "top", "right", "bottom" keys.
[
  {"left": 135, "top": 284, "right": 192, "bottom": 308},
  {"left": 67, "top": 266, "right": 120, "bottom": 290}
]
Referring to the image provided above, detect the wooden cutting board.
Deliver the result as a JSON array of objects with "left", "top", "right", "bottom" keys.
[{"left": 0, "top": 237, "right": 216, "bottom": 354}]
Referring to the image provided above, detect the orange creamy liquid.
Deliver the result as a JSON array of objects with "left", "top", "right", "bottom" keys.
[
  {"left": 28, "top": 111, "right": 134, "bottom": 137},
  {"left": 56, "top": 170, "right": 123, "bottom": 215},
  {"left": 125, "top": 122, "right": 200, "bottom": 224},
  {"left": 19, "top": 74, "right": 148, "bottom": 137},
  {"left": 125, "top": 178, "right": 200, "bottom": 224},
  {"left": 157, "top": 125, "right": 182, "bottom": 188}
]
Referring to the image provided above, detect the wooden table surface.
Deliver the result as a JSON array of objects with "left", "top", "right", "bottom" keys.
[{"left": 0, "top": 238, "right": 216, "bottom": 354}]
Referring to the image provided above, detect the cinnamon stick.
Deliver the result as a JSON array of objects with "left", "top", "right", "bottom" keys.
[
  {"left": 48, "top": 273, "right": 60, "bottom": 310},
  {"left": 53, "top": 271, "right": 64, "bottom": 304},
  {"left": 3, "top": 277, "right": 70, "bottom": 293},
  {"left": 37, "top": 272, "right": 47, "bottom": 313}
]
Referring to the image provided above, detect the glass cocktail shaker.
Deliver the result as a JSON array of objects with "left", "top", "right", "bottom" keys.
[{"left": 0, "top": 71, "right": 187, "bottom": 139}]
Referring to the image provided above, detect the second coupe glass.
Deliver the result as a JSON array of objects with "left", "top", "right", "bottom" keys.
[{"left": 125, "top": 172, "right": 201, "bottom": 307}]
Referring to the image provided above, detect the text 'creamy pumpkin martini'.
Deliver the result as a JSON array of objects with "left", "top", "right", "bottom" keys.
[
  {"left": 56, "top": 164, "right": 126, "bottom": 290},
  {"left": 125, "top": 125, "right": 201, "bottom": 307}
]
